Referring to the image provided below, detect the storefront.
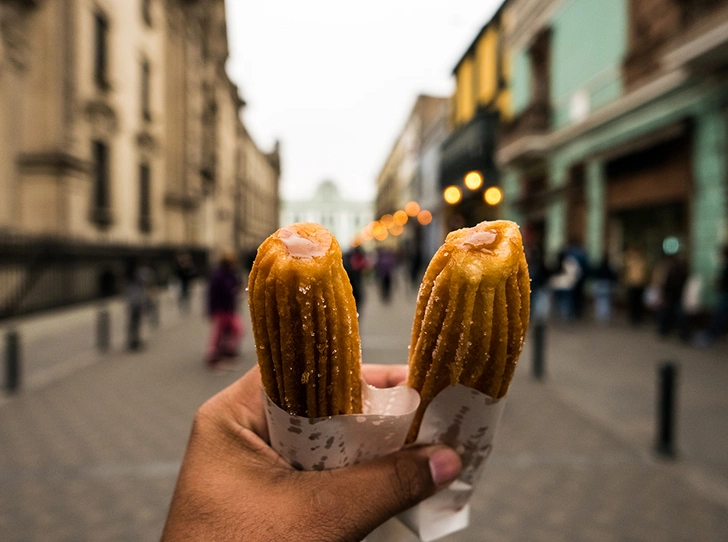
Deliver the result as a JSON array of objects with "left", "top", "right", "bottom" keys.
[{"left": 604, "top": 134, "right": 692, "bottom": 266}]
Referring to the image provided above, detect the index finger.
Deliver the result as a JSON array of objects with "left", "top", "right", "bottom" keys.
[{"left": 362, "top": 364, "right": 409, "bottom": 388}]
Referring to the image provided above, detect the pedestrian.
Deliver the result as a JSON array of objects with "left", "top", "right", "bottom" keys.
[
  {"left": 375, "top": 247, "right": 396, "bottom": 304},
  {"left": 174, "top": 251, "right": 196, "bottom": 314},
  {"left": 526, "top": 242, "right": 550, "bottom": 322},
  {"left": 162, "top": 364, "right": 462, "bottom": 541},
  {"left": 656, "top": 254, "right": 690, "bottom": 341},
  {"left": 623, "top": 245, "right": 649, "bottom": 325},
  {"left": 125, "top": 259, "right": 151, "bottom": 351},
  {"left": 696, "top": 245, "right": 728, "bottom": 346},
  {"left": 408, "top": 244, "right": 423, "bottom": 291},
  {"left": 549, "top": 251, "right": 581, "bottom": 321},
  {"left": 205, "top": 250, "right": 243, "bottom": 369},
  {"left": 565, "top": 240, "right": 589, "bottom": 319},
  {"left": 591, "top": 254, "right": 617, "bottom": 324},
  {"left": 343, "top": 244, "right": 367, "bottom": 310}
]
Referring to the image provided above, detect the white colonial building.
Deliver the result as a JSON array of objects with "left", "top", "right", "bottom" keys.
[{"left": 280, "top": 181, "right": 372, "bottom": 249}]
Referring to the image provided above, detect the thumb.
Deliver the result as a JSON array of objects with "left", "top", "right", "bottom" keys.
[{"left": 322, "top": 446, "right": 461, "bottom": 538}]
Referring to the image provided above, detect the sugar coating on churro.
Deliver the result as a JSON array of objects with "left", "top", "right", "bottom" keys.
[
  {"left": 406, "top": 220, "right": 530, "bottom": 441},
  {"left": 249, "top": 222, "right": 362, "bottom": 418}
]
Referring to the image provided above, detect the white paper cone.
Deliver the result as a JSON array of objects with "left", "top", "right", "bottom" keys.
[
  {"left": 398, "top": 384, "right": 506, "bottom": 541},
  {"left": 264, "top": 382, "right": 421, "bottom": 471}
]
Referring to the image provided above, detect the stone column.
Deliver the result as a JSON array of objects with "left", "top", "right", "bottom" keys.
[
  {"left": 585, "top": 159, "right": 606, "bottom": 264},
  {"left": 545, "top": 157, "right": 568, "bottom": 261},
  {"left": 500, "top": 168, "right": 523, "bottom": 224},
  {"left": 691, "top": 106, "right": 728, "bottom": 305}
]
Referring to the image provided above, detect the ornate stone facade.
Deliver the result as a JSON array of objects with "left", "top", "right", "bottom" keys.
[{"left": 0, "top": 0, "right": 280, "bottom": 255}]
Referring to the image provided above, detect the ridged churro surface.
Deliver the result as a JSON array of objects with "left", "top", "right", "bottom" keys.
[
  {"left": 407, "top": 220, "right": 530, "bottom": 439},
  {"left": 249, "top": 223, "right": 362, "bottom": 417}
]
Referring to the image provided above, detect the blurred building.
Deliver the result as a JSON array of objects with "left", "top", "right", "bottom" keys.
[
  {"left": 0, "top": 0, "right": 279, "bottom": 316},
  {"left": 280, "top": 181, "right": 372, "bottom": 249},
  {"left": 498, "top": 0, "right": 728, "bottom": 301},
  {"left": 440, "top": 2, "right": 511, "bottom": 229},
  {"left": 373, "top": 94, "right": 450, "bottom": 256}
]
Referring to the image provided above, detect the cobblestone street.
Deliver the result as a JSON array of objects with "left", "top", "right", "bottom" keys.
[{"left": 1, "top": 279, "right": 728, "bottom": 541}]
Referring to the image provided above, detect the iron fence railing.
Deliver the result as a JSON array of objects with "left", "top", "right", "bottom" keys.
[{"left": 0, "top": 235, "right": 208, "bottom": 320}]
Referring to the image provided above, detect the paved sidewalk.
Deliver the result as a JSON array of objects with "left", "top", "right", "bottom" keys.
[{"left": 0, "top": 278, "right": 727, "bottom": 541}]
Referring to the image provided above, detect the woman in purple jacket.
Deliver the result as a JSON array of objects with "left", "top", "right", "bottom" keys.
[{"left": 206, "top": 251, "right": 243, "bottom": 368}]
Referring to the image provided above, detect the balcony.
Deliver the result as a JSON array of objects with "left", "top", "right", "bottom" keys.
[
  {"left": 663, "top": 0, "right": 728, "bottom": 74},
  {"left": 496, "top": 101, "right": 552, "bottom": 167},
  {"left": 623, "top": 0, "right": 728, "bottom": 88}
]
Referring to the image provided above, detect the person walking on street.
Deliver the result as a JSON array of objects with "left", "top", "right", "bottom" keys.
[
  {"left": 375, "top": 247, "right": 396, "bottom": 304},
  {"left": 565, "top": 240, "right": 589, "bottom": 319},
  {"left": 549, "top": 251, "right": 581, "bottom": 321},
  {"left": 592, "top": 254, "right": 617, "bottom": 324},
  {"left": 174, "top": 251, "right": 196, "bottom": 314},
  {"left": 125, "top": 259, "right": 152, "bottom": 351},
  {"left": 657, "top": 254, "right": 689, "bottom": 341},
  {"left": 344, "top": 245, "right": 367, "bottom": 311},
  {"left": 526, "top": 242, "right": 551, "bottom": 322},
  {"left": 623, "top": 245, "right": 649, "bottom": 326},
  {"left": 205, "top": 251, "right": 243, "bottom": 369}
]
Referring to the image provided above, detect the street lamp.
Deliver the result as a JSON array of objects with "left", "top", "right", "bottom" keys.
[
  {"left": 484, "top": 186, "right": 503, "bottom": 205},
  {"left": 464, "top": 171, "right": 483, "bottom": 190},
  {"left": 405, "top": 201, "right": 420, "bottom": 217},
  {"left": 372, "top": 221, "right": 388, "bottom": 241},
  {"left": 443, "top": 186, "right": 462, "bottom": 205},
  {"left": 390, "top": 223, "right": 404, "bottom": 236},
  {"left": 393, "top": 210, "right": 408, "bottom": 225}
]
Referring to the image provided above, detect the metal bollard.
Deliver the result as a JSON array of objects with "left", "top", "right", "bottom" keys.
[
  {"left": 655, "top": 361, "right": 678, "bottom": 458},
  {"left": 97, "top": 308, "right": 110, "bottom": 352},
  {"left": 5, "top": 329, "right": 20, "bottom": 392},
  {"left": 532, "top": 321, "right": 546, "bottom": 380}
]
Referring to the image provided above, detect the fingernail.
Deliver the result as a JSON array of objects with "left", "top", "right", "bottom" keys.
[{"left": 428, "top": 448, "right": 461, "bottom": 487}]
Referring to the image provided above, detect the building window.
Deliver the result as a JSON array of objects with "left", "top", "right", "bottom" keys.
[
  {"left": 141, "top": 58, "right": 151, "bottom": 121},
  {"left": 139, "top": 163, "right": 151, "bottom": 233},
  {"left": 91, "top": 140, "right": 112, "bottom": 227},
  {"left": 141, "top": 0, "right": 152, "bottom": 27},
  {"left": 94, "top": 10, "right": 110, "bottom": 90}
]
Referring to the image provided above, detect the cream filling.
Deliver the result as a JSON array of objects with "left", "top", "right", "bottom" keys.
[
  {"left": 278, "top": 227, "right": 330, "bottom": 258},
  {"left": 460, "top": 229, "right": 498, "bottom": 251}
]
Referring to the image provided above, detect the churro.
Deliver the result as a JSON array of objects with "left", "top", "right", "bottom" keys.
[
  {"left": 248, "top": 223, "right": 362, "bottom": 417},
  {"left": 407, "top": 220, "right": 530, "bottom": 440}
]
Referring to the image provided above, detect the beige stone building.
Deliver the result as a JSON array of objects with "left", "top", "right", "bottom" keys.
[
  {"left": 0, "top": 0, "right": 279, "bottom": 315},
  {"left": 374, "top": 94, "right": 450, "bottom": 253}
]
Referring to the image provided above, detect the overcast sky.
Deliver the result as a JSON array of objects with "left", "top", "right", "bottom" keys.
[{"left": 225, "top": 0, "right": 503, "bottom": 202}]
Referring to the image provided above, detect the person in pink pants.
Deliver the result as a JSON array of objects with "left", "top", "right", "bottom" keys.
[{"left": 206, "top": 251, "right": 243, "bottom": 368}]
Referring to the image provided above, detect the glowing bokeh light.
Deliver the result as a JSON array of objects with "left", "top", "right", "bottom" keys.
[
  {"left": 663, "top": 236, "right": 680, "bottom": 255},
  {"left": 464, "top": 171, "right": 483, "bottom": 190},
  {"left": 390, "top": 223, "right": 404, "bottom": 236},
  {"left": 443, "top": 186, "right": 462, "bottom": 205},
  {"left": 417, "top": 210, "right": 433, "bottom": 225},
  {"left": 372, "top": 221, "right": 386, "bottom": 239},
  {"left": 380, "top": 214, "right": 395, "bottom": 228},
  {"left": 393, "top": 210, "right": 408, "bottom": 225},
  {"left": 484, "top": 186, "right": 503, "bottom": 205},
  {"left": 404, "top": 201, "right": 420, "bottom": 217}
]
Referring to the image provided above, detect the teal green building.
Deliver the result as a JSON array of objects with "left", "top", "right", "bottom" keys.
[{"left": 498, "top": 0, "right": 728, "bottom": 305}]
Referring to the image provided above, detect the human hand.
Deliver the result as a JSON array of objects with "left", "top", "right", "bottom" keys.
[{"left": 162, "top": 364, "right": 462, "bottom": 541}]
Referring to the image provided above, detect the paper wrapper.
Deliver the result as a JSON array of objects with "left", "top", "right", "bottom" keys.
[
  {"left": 264, "top": 382, "right": 420, "bottom": 470},
  {"left": 264, "top": 382, "right": 504, "bottom": 542},
  {"left": 397, "top": 385, "right": 506, "bottom": 542}
]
